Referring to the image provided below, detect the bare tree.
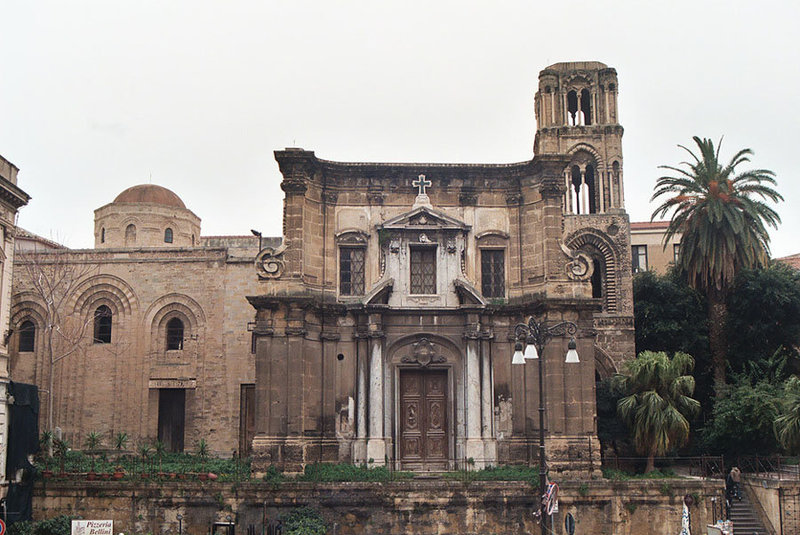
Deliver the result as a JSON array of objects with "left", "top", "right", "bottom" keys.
[{"left": 15, "top": 251, "right": 98, "bottom": 440}]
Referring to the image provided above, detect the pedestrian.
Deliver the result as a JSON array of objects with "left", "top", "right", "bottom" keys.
[{"left": 729, "top": 466, "right": 742, "bottom": 501}]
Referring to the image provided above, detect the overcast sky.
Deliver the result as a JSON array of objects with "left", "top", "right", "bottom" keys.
[{"left": 2, "top": 1, "right": 798, "bottom": 257}]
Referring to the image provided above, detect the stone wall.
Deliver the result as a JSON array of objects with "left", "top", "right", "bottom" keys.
[
  {"left": 10, "top": 245, "right": 262, "bottom": 456},
  {"left": 33, "top": 479, "right": 722, "bottom": 535},
  {"left": 745, "top": 476, "right": 800, "bottom": 535}
]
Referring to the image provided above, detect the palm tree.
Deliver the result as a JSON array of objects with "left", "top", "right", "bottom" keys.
[
  {"left": 615, "top": 351, "right": 700, "bottom": 473},
  {"left": 652, "top": 136, "right": 782, "bottom": 390},
  {"left": 775, "top": 376, "right": 800, "bottom": 454}
]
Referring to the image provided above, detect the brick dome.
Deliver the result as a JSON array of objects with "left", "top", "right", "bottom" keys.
[{"left": 113, "top": 184, "right": 186, "bottom": 209}]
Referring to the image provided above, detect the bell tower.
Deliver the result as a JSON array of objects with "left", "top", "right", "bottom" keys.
[{"left": 534, "top": 61, "right": 625, "bottom": 215}]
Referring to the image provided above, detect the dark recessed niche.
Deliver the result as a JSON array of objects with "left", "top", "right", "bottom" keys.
[{"left": 337, "top": 353, "right": 345, "bottom": 361}]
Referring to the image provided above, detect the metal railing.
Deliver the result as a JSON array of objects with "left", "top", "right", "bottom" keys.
[
  {"left": 736, "top": 455, "right": 800, "bottom": 481},
  {"left": 601, "top": 455, "right": 726, "bottom": 479}
]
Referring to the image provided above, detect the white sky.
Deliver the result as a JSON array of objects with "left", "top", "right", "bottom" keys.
[{"left": 2, "top": 1, "right": 798, "bottom": 256}]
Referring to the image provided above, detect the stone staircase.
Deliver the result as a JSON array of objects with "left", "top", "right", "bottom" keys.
[{"left": 729, "top": 491, "right": 769, "bottom": 535}]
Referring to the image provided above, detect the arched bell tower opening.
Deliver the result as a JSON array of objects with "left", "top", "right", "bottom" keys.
[{"left": 565, "top": 151, "right": 600, "bottom": 215}]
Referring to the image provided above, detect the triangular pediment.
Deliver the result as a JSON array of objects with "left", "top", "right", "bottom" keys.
[{"left": 378, "top": 206, "right": 470, "bottom": 232}]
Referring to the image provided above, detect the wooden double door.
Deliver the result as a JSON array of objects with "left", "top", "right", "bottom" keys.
[{"left": 399, "top": 369, "right": 448, "bottom": 470}]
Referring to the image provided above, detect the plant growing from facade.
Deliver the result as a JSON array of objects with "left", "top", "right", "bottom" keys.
[
  {"left": 615, "top": 351, "right": 700, "bottom": 473},
  {"left": 652, "top": 136, "right": 782, "bottom": 391}
]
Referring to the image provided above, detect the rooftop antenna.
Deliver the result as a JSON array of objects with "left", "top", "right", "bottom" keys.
[{"left": 149, "top": 172, "right": 152, "bottom": 184}]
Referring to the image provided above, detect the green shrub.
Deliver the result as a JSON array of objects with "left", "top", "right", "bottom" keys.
[
  {"left": 280, "top": 507, "right": 327, "bottom": 535},
  {"left": 8, "top": 521, "right": 34, "bottom": 535},
  {"left": 33, "top": 516, "right": 74, "bottom": 535}
]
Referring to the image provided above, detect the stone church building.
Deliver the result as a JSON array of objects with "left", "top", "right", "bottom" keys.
[{"left": 10, "top": 61, "right": 633, "bottom": 474}]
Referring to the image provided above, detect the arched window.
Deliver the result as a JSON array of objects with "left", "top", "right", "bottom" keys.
[
  {"left": 570, "top": 165, "right": 582, "bottom": 214},
  {"left": 166, "top": 317, "right": 184, "bottom": 350},
  {"left": 580, "top": 88, "right": 592, "bottom": 125},
  {"left": 93, "top": 305, "right": 112, "bottom": 344},
  {"left": 125, "top": 224, "right": 136, "bottom": 246},
  {"left": 567, "top": 90, "right": 579, "bottom": 125},
  {"left": 591, "top": 258, "right": 603, "bottom": 299},
  {"left": 585, "top": 164, "right": 597, "bottom": 214},
  {"left": 100, "top": 228, "right": 105, "bottom": 243},
  {"left": 164, "top": 228, "right": 173, "bottom": 243},
  {"left": 18, "top": 320, "right": 35, "bottom": 352}
]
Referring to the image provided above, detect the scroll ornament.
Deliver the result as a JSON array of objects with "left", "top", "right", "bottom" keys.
[
  {"left": 560, "top": 242, "right": 593, "bottom": 280},
  {"left": 255, "top": 243, "right": 287, "bottom": 279}
]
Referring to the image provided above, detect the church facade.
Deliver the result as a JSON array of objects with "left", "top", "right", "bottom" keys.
[
  {"left": 248, "top": 61, "right": 633, "bottom": 474},
  {"left": 9, "top": 61, "right": 633, "bottom": 474}
]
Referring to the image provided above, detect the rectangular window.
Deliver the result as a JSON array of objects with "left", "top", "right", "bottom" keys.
[
  {"left": 410, "top": 247, "right": 437, "bottom": 294},
  {"left": 673, "top": 243, "right": 681, "bottom": 264},
  {"left": 632, "top": 245, "right": 648, "bottom": 273},
  {"left": 481, "top": 249, "right": 505, "bottom": 298},
  {"left": 339, "top": 247, "right": 365, "bottom": 295}
]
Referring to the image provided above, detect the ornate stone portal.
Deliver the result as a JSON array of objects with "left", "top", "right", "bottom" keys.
[{"left": 248, "top": 61, "right": 633, "bottom": 476}]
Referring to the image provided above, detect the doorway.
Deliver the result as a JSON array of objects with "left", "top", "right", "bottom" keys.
[
  {"left": 157, "top": 388, "right": 185, "bottom": 452},
  {"left": 398, "top": 369, "right": 448, "bottom": 470},
  {"left": 239, "top": 384, "right": 255, "bottom": 457}
]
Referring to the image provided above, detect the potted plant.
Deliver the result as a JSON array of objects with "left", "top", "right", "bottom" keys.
[
  {"left": 138, "top": 442, "right": 152, "bottom": 478},
  {"left": 112, "top": 466, "right": 125, "bottom": 480},
  {"left": 113, "top": 432, "right": 129, "bottom": 458},
  {"left": 154, "top": 440, "right": 166, "bottom": 478},
  {"left": 53, "top": 438, "right": 69, "bottom": 476},
  {"left": 85, "top": 431, "right": 101, "bottom": 479},
  {"left": 39, "top": 431, "right": 54, "bottom": 478},
  {"left": 196, "top": 438, "right": 209, "bottom": 478}
]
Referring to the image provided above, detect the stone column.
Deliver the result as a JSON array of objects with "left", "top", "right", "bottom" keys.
[
  {"left": 480, "top": 331, "right": 497, "bottom": 465},
  {"left": 580, "top": 169, "right": 590, "bottom": 215},
  {"left": 366, "top": 315, "right": 386, "bottom": 465},
  {"left": 284, "top": 303, "right": 307, "bottom": 472},
  {"left": 353, "top": 330, "right": 368, "bottom": 464},
  {"left": 464, "top": 318, "right": 483, "bottom": 468}
]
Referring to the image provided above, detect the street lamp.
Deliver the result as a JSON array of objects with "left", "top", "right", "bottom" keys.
[
  {"left": 512, "top": 316, "right": 579, "bottom": 535},
  {"left": 176, "top": 514, "right": 183, "bottom": 535},
  {"left": 250, "top": 229, "right": 263, "bottom": 250}
]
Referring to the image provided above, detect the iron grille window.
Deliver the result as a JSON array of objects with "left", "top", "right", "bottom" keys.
[
  {"left": 166, "top": 317, "right": 184, "bottom": 350},
  {"left": 410, "top": 247, "right": 437, "bottom": 294},
  {"left": 481, "top": 249, "right": 505, "bottom": 298},
  {"left": 93, "top": 305, "right": 112, "bottom": 344},
  {"left": 164, "top": 228, "right": 173, "bottom": 243},
  {"left": 340, "top": 247, "right": 365, "bottom": 296}
]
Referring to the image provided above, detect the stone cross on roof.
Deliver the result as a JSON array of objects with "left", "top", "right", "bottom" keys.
[{"left": 412, "top": 174, "right": 432, "bottom": 196}]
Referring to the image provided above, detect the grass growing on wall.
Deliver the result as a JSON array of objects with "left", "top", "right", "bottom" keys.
[
  {"left": 298, "top": 463, "right": 414, "bottom": 482},
  {"left": 36, "top": 450, "right": 251, "bottom": 480}
]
